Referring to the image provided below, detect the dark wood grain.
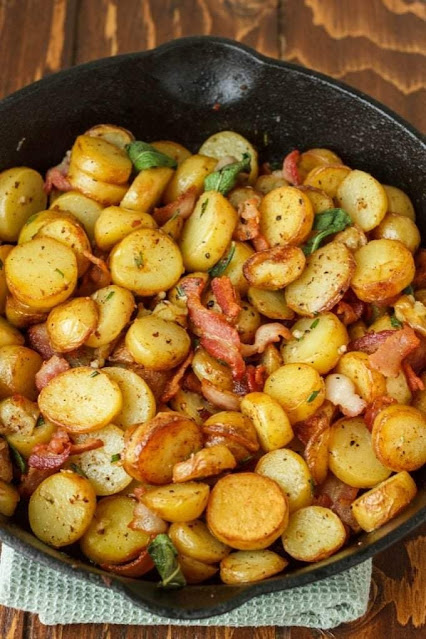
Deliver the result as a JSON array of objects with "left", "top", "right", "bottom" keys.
[{"left": 0, "top": 0, "right": 425, "bottom": 637}]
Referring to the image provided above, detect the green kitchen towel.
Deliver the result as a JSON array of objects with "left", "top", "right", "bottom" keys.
[{"left": 0, "top": 546, "right": 372, "bottom": 628}]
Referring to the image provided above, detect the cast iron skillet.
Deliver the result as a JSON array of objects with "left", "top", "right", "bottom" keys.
[{"left": 0, "top": 36, "right": 425, "bottom": 620}]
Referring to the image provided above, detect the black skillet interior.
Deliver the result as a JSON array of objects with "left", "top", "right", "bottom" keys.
[{"left": 0, "top": 36, "right": 425, "bottom": 620}]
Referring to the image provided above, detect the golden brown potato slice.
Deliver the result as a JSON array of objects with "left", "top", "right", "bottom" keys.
[
  {"left": 85, "top": 285, "right": 135, "bottom": 348},
  {"left": 0, "top": 345, "right": 42, "bottom": 401},
  {"left": 220, "top": 549, "right": 288, "bottom": 584},
  {"left": 169, "top": 519, "right": 230, "bottom": 563},
  {"left": 0, "top": 245, "right": 13, "bottom": 315},
  {"left": 243, "top": 246, "right": 306, "bottom": 290},
  {"left": 259, "top": 186, "right": 314, "bottom": 247},
  {"left": 336, "top": 169, "right": 388, "bottom": 231},
  {"left": 303, "top": 165, "right": 351, "bottom": 198},
  {"left": 125, "top": 316, "right": 191, "bottom": 371},
  {"left": 94, "top": 206, "right": 157, "bottom": 251},
  {"left": 6, "top": 418, "right": 56, "bottom": 458},
  {"left": 255, "top": 174, "right": 288, "bottom": 195},
  {"left": 38, "top": 367, "right": 122, "bottom": 433},
  {"left": 192, "top": 348, "right": 233, "bottom": 390},
  {"left": 285, "top": 242, "right": 355, "bottom": 317},
  {"left": 333, "top": 225, "right": 367, "bottom": 251},
  {"left": 235, "top": 301, "right": 261, "bottom": 343},
  {"left": 352, "top": 239, "right": 415, "bottom": 303},
  {"left": 336, "top": 351, "right": 386, "bottom": 403},
  {"left": 203, "top": 411, "right": 259, "bottom": 462},
  {"left": 123, "top": 411, "right": 203, "bottom": 484},
  {"left": 351, "top": 471, "right": 417, "bottom": 532},
  {"left": 102, "top": 366, "right": 156, "bottom": 429},
  {"left": 80, "top": 495, "right": 150, "bottom": 564},
  {"left": 0, "top": 317, "right": 25, "bottom": 348},
  {"left": 240, "top": 392, "right": 294, "bottom": 452},
  {"left": 170, "top": 388, "right": 214, "bottom": 425},
  {"left": 70, "top": 135, "right": 132, "bottom": 184},
  {"left": 298, "top": 148, "right": 343, "bottom": 182},
  {"left": 68, "top": 165, "right": 128, "bottom": 206},
  {"left": 207, "top": 472, "right": 289, "bottom": 550},
  {"left": 5, "top": 237, "right": 78, "bottom": 311},
  {"left": 85, "top": 124, "right": 134, "bottom": 149},
  {"left": 255, "top": 448, "right": 313, "bottom": 512},
  {"left": 50, "top": 191, "right": 103, "bottom": 242},
  {"left": 34, "top": 215, "right": 91, "bottom": 277},
  {"left": 46, "top": 297, "right": 98, "bottom": 352},
  {"left": 0, "top": 167, "right": 47, "bottom": 242},
  {"left": 29, "top": 471, "right": 96, "bottom": 547},
  {"left": 297, "top": 185, "right": 334, "bottom": 213},
  {"left": 151, "top": 140, "right": 191, "bottom": 165},
  {"left": 0, "top": 480, "right": 20, "bottom": 517},
  {"left": 259, "top": 343, "right": 282, "bottom": 376},
  {"left": 382, "top": 185, "right": 415, "bottom": 220},
  {"left": 372, "top": 404, "right": 426, "bottom": 472},
  {"left": 247, "top": 287, "right": 295, "bottom": 320},
  {"left": 110, "top": 228, "right": 184, "bottom": 296},
  {"left": 5, "top": 296, "right": 47, "bottom": 328},
  {"left": 329, "top": 416, "right": 391, "bottom": 488},
  {"left": 164, "top": 155, "right": 216, "bottom": 203},
  {"left": 199, "top": 130, "right": 259, "bottom": 185},
  {"left": 371, "top": 213, "right": 420, "bottom": 253},
  {"left": 0, "top": 394, "right": 39, "bottom": 436},
  {"left": 178, "top": 554, "right": 218, "bottom": 584},
  {"left": 217, "top": 241, "right": 254, "bottom": 295},
  {"left": 121, "top": 166, "right": 174, "bottom": 211},
  {"left": 0, "top": 438, "right": 12, "bottom": 482},
  {"left": 264, "top": 363, "right": 325, "bottom": 425},
  {"left": 172, "top": 444, "right": 236, "bottom": 482},
  {"left": 282, "top": 506, "right": 346, "bottom": 562},
  {"left": 141, "top": 482, "right": 210, "bottom": 522}
]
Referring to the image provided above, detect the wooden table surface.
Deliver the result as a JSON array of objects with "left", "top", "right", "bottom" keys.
[{"left": 0, "top": 0, "right": 425, "bottom": 637}]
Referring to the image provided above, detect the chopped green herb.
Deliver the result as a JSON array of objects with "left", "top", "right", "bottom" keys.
[
  {"left": 309, "top": 477, "right": 315, "bottom": 495},
  {"left": 134, "top": 252, "right": 144, "bottom": 269},
  {"left": 176, "top": 285, "right": 184, "bottom": 298},
  {"left": 70, "top": 463, "right": 87, "bottom": 478},
  {"left": 55, "top": 268, "right": 64, "bottom": 277},
  {"left": 307, "top": 389, "right": 320, "bottom": 403},
  {"left": 0, "top": 258, "right": 3, "bottom": 271},
  {"left": 204, "top": 153, "right": 251, "bottom": 196},
  {"left": 111, "top": 453, "right": 121, "bottom": 463},
  {"left": 403, "top": 285, "right": 414, "bottom": 296},
  {"left": 126, "top": 141, "right": 177, "bottom": 171},
  {"left": 35, "top": 415, "right": 45, "bottom": 428},
  {"left": 310, "top": 318, "right": 320, "bottom": 330},
  {"left": 216, "top": 358, "right": 229, "bottom": 367},
  {"left": 9, "top": 443, "right": 27, "bottom": 474},
  {"left": 148, "top": 534, "right": 186, "bottom": 589},
  {"left": 302, "top": 208, "right": 352, "bottom": 255},
  {"left": 241, "top": 455, "right": 254, "bottom": 464},
  {"left": 390, "top": 315, "right": 403, "bottom": 329},
  {"left": 209, "top": 242, "right": 236, "bottom": 278},
  {"left": 370, "top": 304, "right": 382, "bottom": 324},
  {"left": 192, "top": 336, "right": 200, "bottom": 349},
  {"left": 200, "top": 199, "right": 209, "bottom": 217},
  {"left": 169, "top": 208, "right": 181, "bottom": 222},
  {"left": 105, "top": 291, "right": 115, "bottom": 302},
  {"left": 89, "top": 370, "right": 100, "bottom": 377}
]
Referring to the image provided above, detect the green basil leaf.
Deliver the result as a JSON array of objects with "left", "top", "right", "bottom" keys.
[
  {"left": 126, "top": 141, "right": 177, "bottom": 171},
  {"left": 307, "top": 389, "right": 320, "bottom": 403},
  {"left": 310, "top": 318, "right": 320, "bottom": 329},
  {"left": 302, "top": 208, "right": 352, "bottom": 256},
  {"left": 8, "top": 443, "right": 27, "bottom": 474},
  {"left": 148, "top": 534, "right": 186, "bottom": 589},
  {"left": 208, "top": 242, "right": 236, "bottom": 278},
  {"left": 204, "top": 153, "right": 251, "bottom": 195},
  {"left": 390, "top": 315, "right": 403, "bottom": 329},
  {"left": 110, "top": 453, "right": 121, "bottom": 463}
]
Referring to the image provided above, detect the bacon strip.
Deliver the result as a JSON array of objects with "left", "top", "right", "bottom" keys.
[
  {"left": 181, "top": 277, "right": 245, "bottom": 380},
  {"left": 100, "top": 550, "right": 155, "bottom": 578},
  {"left": 233, "top": 196, "right": 262, "bottom": 242},
  {"left": 201, "top": 380, "right": 241, "bottom": 411},
  {"left": 363, "top": 395, "right": 397, "bottom": 431},
  {"left": 335, "top": 299, "right": 364, "bottom": 326},
  {"left": 241, "top": 323, "right": 292, "bottom": 358},
  {"left": 282, "top": 149, "right": 301, "bottom": 185},
  {"left": 28, "top": 428, "right": 102, "bottom": 470},
  {"left": 349, "top": 330, "right": 396, "bottom": 354},
  {"left": 44, "top": 152, "right": 72, "bottom": 194},
  {"left": 315, "top": 474, "right": 360, "bottom": 531},
  {"left": 402, "top": 362, "right": 425, "bottom": 392},
  {"left": 27, "top": 323, "right": 55, "bottom": 360},
  {"left": 153, "top": 186, "right": 198, "bottom": 225},
  {"left": 252, "top": 234, "right": 270, "bottom": 251},
  {"left": 369, "top": 326, "right": 420, "bottom": 377},
  {"left": 160, "top": 352, "right": 194, "bottom": 403},
  {"left": 35, "top": 355, "right": 70, "bottom": 391},
  {"left": 211, "top": 276, "right": 241, "bottom": 322}
]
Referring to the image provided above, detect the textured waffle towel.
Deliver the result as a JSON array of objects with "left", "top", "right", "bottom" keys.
[{"left": 0, "top": 546, "right": 371, "bottom": 628}]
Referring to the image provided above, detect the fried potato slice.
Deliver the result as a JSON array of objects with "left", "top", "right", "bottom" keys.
[
  {"left": 336, "top": 169, "right": 388, "bottom": 231},
  {"left": 0, "top": 167, "right": 47, "bottom": 242},
  {"left": 382, "top": 185, "right": 415, "bottom": 220},
  {"left": 70, "top": 135, "right": 132, "bottom": 184},
  {"left": 372, "top": 404, "right": 426, "bottom": 472},
  {"left": 46, "top": 297, "right": 98, "bottom": 352},
  {"left": 372, "top": 213, "right": 420, "bottom": 254},
  {"left": 259, "top": 186, "right": 314, "bottom": 247},
  {"left": 172, "top": 445, "right": 236, "bottom": 482},
  {"left": 199, "top": 130, "right": 258, "bottom": 185},
  {"left": 282, "top": 506, "right": 346, "bottom": 562},
  {"left": 125, "top": 316, "right": 191, "bottom": 371},
  {"left": 240, "top": 392, "right": 294, "bottom": 452},
  {"left": 141, "top": 482, "right": 210, "bottom": 522},
  {"left": 50, "top": 191, "right": 103, "bottom": 242},
  {"left": 102, "top": 366, "right": 156, "bottom": 429},
  {"left": 220, "top": 549, "right": 288, "bottom": 584},
  {"left": 85, "top": 123, "right": 134, "bottom": 149},
  {"left": 169, "top": 519, "right": 230, "bottom": 564},
  {"left": 304, "top": 165, "right": 351, "bottom": 198},
  {"left": 85, "top": 285, "right": 135, "bottom": 348},
  {"left": 243, "top": 246, "right": 306, "bottom": 290},
  {"left": 336, "top": 351, "right": 387, "bottom": 403},
  {"left": 0, "top": 345, "right": 42, "bottom": 401},
  {"left": 247, "top": 287, "right": 295, "bottom": 320},
  {"left": 178, "top": 554, "right": 218, "bottom": 584},
  {"left": 255, "top": 448, "right": 313, "bottom": 512}
]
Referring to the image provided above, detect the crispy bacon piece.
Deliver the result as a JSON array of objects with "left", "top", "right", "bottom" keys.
[
  {"left": 70, "top": 438, "right": 104, "bottom": 455},
  {"left": 27, "top": 323, "right": 55, "bottom": 360},
  {"left": 294, "top": 405, "right": 333, "bottom": 446},
  {"left": 404, "top": 335, "right": 426, "bottom": 374},
  {"left": 28, "top": 428, "right": 102, "bottom": 471},
  {"left": 182, "top": 277, "right": 245, "bottom": 380},
  {"left": 335, "top": 300, "right": 364, "bottom": 326},
  {"left": 233, "top": 365, "right": 266, "bottom": 396},
  {"left": 201, "top": 379, "right": 241, "bottom": 411},
  {"left": 78, "top": 251, "right": 111, "bottom": 296},
  {"left": 369, "top": 326, "right": 420, "bottom": 377},
  {"left": 315, "top": 474, "right": 360, "bottom": 531},
  {"left": 241, "top": 323, "right": 292, "bottom": 358},
  {"left": 160, "top": 352, "right": 194, "bottom": 403},
  {"left": 402, "top": 362, "right": 425, "bottom": 392},
  {"left": 282, "top": 149, "right": 301, "bottom": 185},
  {"left": 211, "top": 276, "right": 241, "bottom": 322},
  {"left": 44, "top": 152, "right": 72, "bottom": 194},
  {"left": 183, "top": 371, "right": 202, "bottom": 394},
  {"left": 252, "top": 234, "right": 270, "bottom": 251},
  {"left": 20, "top": 467, "right": 56, "bottom": 498},
  {"left": 153, "top": 186, "right": 198, "bottom": 225},
  {"left": 233, "top": 196, "right": 262, "bottom": 242},
  {"left": 35, "top": 355, "right": 70, "bottom": 391},
  {"left": 100, "top": 550, "right": 155, "bottom": 578},
  {"left": 349, "top": 330, "right": 396, "bottom": 354},
  {"left": 363, "top": 395, "right": 397, "bottom": 431}
]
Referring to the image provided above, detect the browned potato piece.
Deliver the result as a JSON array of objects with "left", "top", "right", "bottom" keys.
[
  {"left": 164, "top": 155, "right": 216, "bottom": 203},
  {"left": 141, "top": 482, "right": 210, "bottom": 522},
  {"left": 255, "top": 175, "right": 288, "bottom": 195},
  {"left": 351, "top": 471, "right": 417, "bottom": 532},
  {"left": 333, "top": 225, "right": 367, "bottom": 251},
  {"left": 151, "top": 140, "right": 191, "bottom": 165},
  {"left": 0, "top": 317, "right": 25, "bottom": 348},
  {"left": 243, "top": 246, "right": 305, "bottom": 290},
  {"left": 248, "top": 287, "right": 294, "bottom": 320},
  {"left": 170, "top": 388, "right": 214, "bottom": 426},
  {"left": 86, "top": 285, "right": 135, "bottom": 348},
  {"left": 260, "top": 343, "right": 282, "bottom": 375},
  {"left": 336, "top": 169, "right": 388, "bottom": 231},
  {"left": 172, "top": 445, "right": 236, "bottom": 482},
  {"left": 199, "top": 130, "right": 259, "bottom": 185},
  {"left": 5, "top": 296, "right": 47, "bottom": 328},
  {"left": 123, "top": 412, "right": 203, "bottom": 484},
  {"left": 0, "top": 437, "right": 12, "bottom": 482},
  {"left": 125, "top": 316, "right": 191, "bottom": 371},
  {"left": 29, "top": 471, "right": 96, "bottom": 547},
  {"left": 94, "top": 206, "right": 157, "bottom": 251},
  {"left": 68, "top": 166, "right": 128, "bottom": 206},
  {"left": 282, "top": 506, "right": 346, "bottom": 562},
  {"left": 304, "top": 165, "right": 351, "bottom": 198},
  {"left": 221, "top": 241, "right": 254, "bottom": 295},
  {"left": 121, "top": 166, "right": 174, "bottom": 211},
  {"left": 50, "top": 191, "right": 103, "bottom": 242},
  {"left": 0, "top": 394, "right": 39, "bottom": 436},
  {"left": 0, "top": 346, "right": 42, "bottom": 400},
  {"left": 179, "top": 554, "right": 218, "bottom": 584},
  {"left": 372, "top": 404, "right": 426, "bottom": 472},
  {"left": 259, "top": 186, "right": 314, "bottom": 247},
  {"left": 0, "top": 480, "right": 20, "bottom": 516},
  {"left": 34, "top": 215, "right": 91, "bottom": 277},
  {"left": 240, "top": 392, "right": 294, "bottom": 451},
  {"left": 85, "top": 124, "right": 134, "bottom": 149},
  {"left": 383, "top": 185, "right": 415, "bottom": 220},
  {"left": 6, "top": 418, "right": 56, "bottom": 458},
  {"left": 297, "top": 185, "right": 334, "bottom": 213},
  {"left": 352, "top": 239, "right": 415, "bottom": 303},
  {"left": 169, "top": 520, "right": 230, "bottom": 563},
  {"left": 372, "top": 213, "right": 420, "bottom": 253},
  {"left": 0, "top": 245, "right": 13, "bottom": 314},
  {"left": 285, "top": 242, "right": 354, "bottom": 317},
  {"left": 70, "top": 135, "right": 132, "bottom": 184},
  {"left": 220, "top": 550, "right": 288, "bottom": 584},
  {"left": 298, "top": 148, "right": 343, "bottom": 182},
  {"left": 0, "top": 167, "right": 47, "bottom": 242},
  {"left": 192, "top": 348, "right": 233, "bottom": 391},
  {"left": 336, "top": 351, "right": 386, "bottom": 403},
  {"left": 207, "top": 472, "right": 289, "bottom": 550},
  {"left": 46, "top": 297, "right": 98, "bottom": 352},
  {"left": 203, "top": 411, "right": 259, "bottom": 462},
  {"left": 38, "top": 367, "right": 122, "bottom": 433},
  {"left": 255, "top": 449, "right": 313, "bottom": 512},
  {"left": 5, "top": 237, "right": 78, "bottom": 311}
]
